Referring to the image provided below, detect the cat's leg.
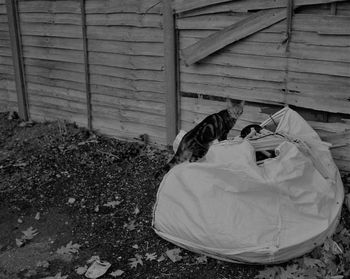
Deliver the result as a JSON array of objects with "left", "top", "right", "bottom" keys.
[{"left": 218, "top": 131, "right": 229, "bottom": 141}]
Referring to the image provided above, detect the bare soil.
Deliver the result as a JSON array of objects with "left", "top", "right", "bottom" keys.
[{"left": 0, "top": 112, "right": 259, "bottom": 279}]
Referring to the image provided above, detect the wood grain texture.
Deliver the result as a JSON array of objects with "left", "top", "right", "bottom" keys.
[
  {"left": 181, "top": 8, "right": 286, "bottom": 65},
  {"left": 86, "top": 0, "right": 162, "bottom": 14},
  {"left": 19, "top": 1, "right": 81, "bottom": 14},
  {"left": 175, "top": 0, "right": 348, "bottom": 15}
]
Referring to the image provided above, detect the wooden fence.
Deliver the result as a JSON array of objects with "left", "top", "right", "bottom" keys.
[
  {"left": 1, "top": 0, "right": 169, "bottom": 144},
  {"left": 0, "top": 0, "right": 349, "bottom": 172}
]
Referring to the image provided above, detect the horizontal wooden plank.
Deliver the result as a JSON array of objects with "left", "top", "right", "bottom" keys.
[
  {"left": 0, "top": 56, "right": 12, "bottom": 66},
  {"left": 22, "top": 35, "right": 83, "bottom": 50},
  {"left": 0, "top": 5, "right": 6, "bottom": 15},
  {"left": 0, "top": 22, "right": 8, "bottom": 32},
  {"left": 25, "top": 65, "right": 85, "bottom": 83},
  {"left": 90, "top": 74, "right": 164, "bottom": 93},
  {"left": 177, "top": 0, "right": 348, "bottom": 15},
  {"left": 24, "top": 58, "right": 84, "bottom": 73},
  {"left": 29, "top": 94, "right": 87, "bottom": 112},
  {"left": 87, "top": 26, "right": 163, "bottom": 42},
  {"left": 0, "top": 79, "right": 16, "bottom": 90},
  {"left": 21, "top": 23, "right": 83, "bottom": 38},
  {"left": 0, "top": 31, "right": 9, "bottom": 40},
  {"left": 91, "top": 94, "right": 165, "bottom": 115},
  {"left": 89, "top": 65, "right": 164, "bottom": 82},
  {"left": 181, "top": 71, "right": 283, "bottom": 90},
  {"left": 90, "top": 84, "right": 165, "bottom": 103},
  {"left": 86, "top": 13, "right": 162, "bottom": 28},
  {"left": 88, "top": 52, "right": 163, "bottom": 70},
  {"left": 0, "top": 39, "right": 10, "bottom": 47},
  {"left": 173, "top": 0, "right": 231, "bottom": 14},
  {"left": 92, "top": 118, "right": 166, "bottom": 145},
  {"left": 0, "top": 48, "right": 11, "bottom": 57},
  {"left": 20, "top": 13, "right": 82, "bottom": 25},
  {"left": 181, "top": 46, "right": 350, "bottom": 78},
  {"left": 23, "top": 46, "right": 84, "bottom": 63},
  {"left": 27, "top": 82, "right": 86, "bottom": 103},
  {"left": 288, "top": 58, "right": 350, "bottom": 77},
  {"left": 180, "top": 62, "right": 286, "bottom": 82},
  {"left": 26, "top": 75, "right": 85, "bottom": 91},
  {"left": 0, "top": 64, "right": 14, "bottom": 75},
  {"left": 88, "top": 39, "right": 163, "bottom": 57},
  {"left": 0, "top": 88, "right": 17, "bottom": 102},
  {"left": 0, "top": 73, "right": 15, "bottom": 81},
  {"left": 180, "top": 29, "right": 350, "bottom": 47},
  {"left": 30, "top": 106, "right": 87, "bottom": 127},
  {"left": 180, "top": 81, "right": 285, "bottom": 105},
  {"left": 0, "top": 15, "right": 8, "bottom": 23},
  {"left": 285, "top": 92, "right": 350, "bottom": 114},
  {"left": 85, "top": 0, "right": 162, "bottom": 14},
  {"left": 92, "top": 104, "right": 165, "bottom": 127},
  {"left": 19, "top": 1, "right": 81, "bottom": 14},
  {"left": 177, "top": 13, "right": 350, "bottom": 35}
]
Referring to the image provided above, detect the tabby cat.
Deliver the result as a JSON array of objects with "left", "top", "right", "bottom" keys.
[{"left": 156, "top": 100, "right": 244, "bottom": 177}]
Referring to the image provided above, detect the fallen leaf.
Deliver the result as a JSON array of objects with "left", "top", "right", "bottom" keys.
[
  {"left": 103, "top": 200, "right": 121, "bottom": 208},
  {"left": 110, "top": 270, "right": 124, "bottom": 277},
  {"left": 35, "top": 212, "right": 40, "bottom": 220},
  {"left": 279, "top": 264, "right": 302, "bottom": 279},
  {"left": 303, "top": 257, "right": 325, "bottom": 268},
  {"left": 41, "top": 272, "right": 68, "bottom": 279},
  {"left": 196, "top": 255, "right": 208, "bottom": 264},
  {"left": 15, "top": 238, "right": 25, "bottom": 247},
  {"left": 36, "top": 260, "right": 50, "bottom": 268},
  {"left": 56, "top": 241, "right": 80, "bottom": 255},
  {"left": 87, "top": 255, "right": 101, "bottom": 264},
  {"left": 85, "top": 260, "right": 111, "bottom": 279},
  {"left": 133, "top": 205, "right": 140, "bottom": 215},
  {"left": 68, "top": 197, "right": 76, "bottom": 204},
  {"left": 132, "top": 244, "right": 139, "bottom": 249},
  {"left": 124, "top": 220, "right": 136, "bottom": 231},
  {"left": 165, "top": 248, "right": 183, "bottom": 263},
  {"left": 24, "top": 269, "right": 37, "bottom": 278},
  {"left": 255, "top": 266, "right": 281, "bottom": 279},
  {"left": 128, "top": 254, "right": 143, "bottom": 268},
  {"left": 75, "top": 265, "right": 88, "bottom": 275},
  {"left": 95, "top": 205, "right": 100, "bottom": 212},
  {"left": 145, "top": 252, "right": 157, "bottom": 261},
  {"left": 17, "top": 218, "right": 23, "bottom": 223},
  {"left": 157, "top": 254, "right": 166, "bottom": 262},
  {"left": 22, "top": 227, "right": 39, "bottom": 240}
]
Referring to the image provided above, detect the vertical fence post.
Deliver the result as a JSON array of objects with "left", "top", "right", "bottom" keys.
[
  {"left": 80, "top": 0, "right": 92, "bottom": 130},
  {"left": 163, "top": 0, "right": 178, "bottom": 146},
  {"left": 6, "top": 0, "right": 28, "bottom": 120}
]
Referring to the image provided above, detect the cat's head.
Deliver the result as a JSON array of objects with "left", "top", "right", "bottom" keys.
[{"left": 227, "top": 100, "right": 244, "bottom": 119}]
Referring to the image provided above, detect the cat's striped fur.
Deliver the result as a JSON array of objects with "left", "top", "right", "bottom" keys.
[{"left": 157, "top": 101, "right": 244, "bottom": 177}]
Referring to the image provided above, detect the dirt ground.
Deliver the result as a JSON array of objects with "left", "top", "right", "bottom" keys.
[
  {"left": 0, "top": 111, "right": 349, "bottom": 279},
  {"left": 0, "top": 112, "right": 260, "bottom": 279}
]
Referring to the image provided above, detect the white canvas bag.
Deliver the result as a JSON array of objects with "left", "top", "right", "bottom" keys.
[{"left": 153, "top": 107, "right": 344, "bottom": 264}]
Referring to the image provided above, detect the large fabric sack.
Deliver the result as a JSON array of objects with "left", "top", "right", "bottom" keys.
[{"left": 152, "top": 107, "right": 344, "bottom": 264}]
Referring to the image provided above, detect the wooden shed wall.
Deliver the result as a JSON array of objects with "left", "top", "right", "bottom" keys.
[
  {"left": 0, "top": 0, "right": 17, "bottom": 111},
  {"left": 176, "top": 1, "right": 350, "bottom": 172}
]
